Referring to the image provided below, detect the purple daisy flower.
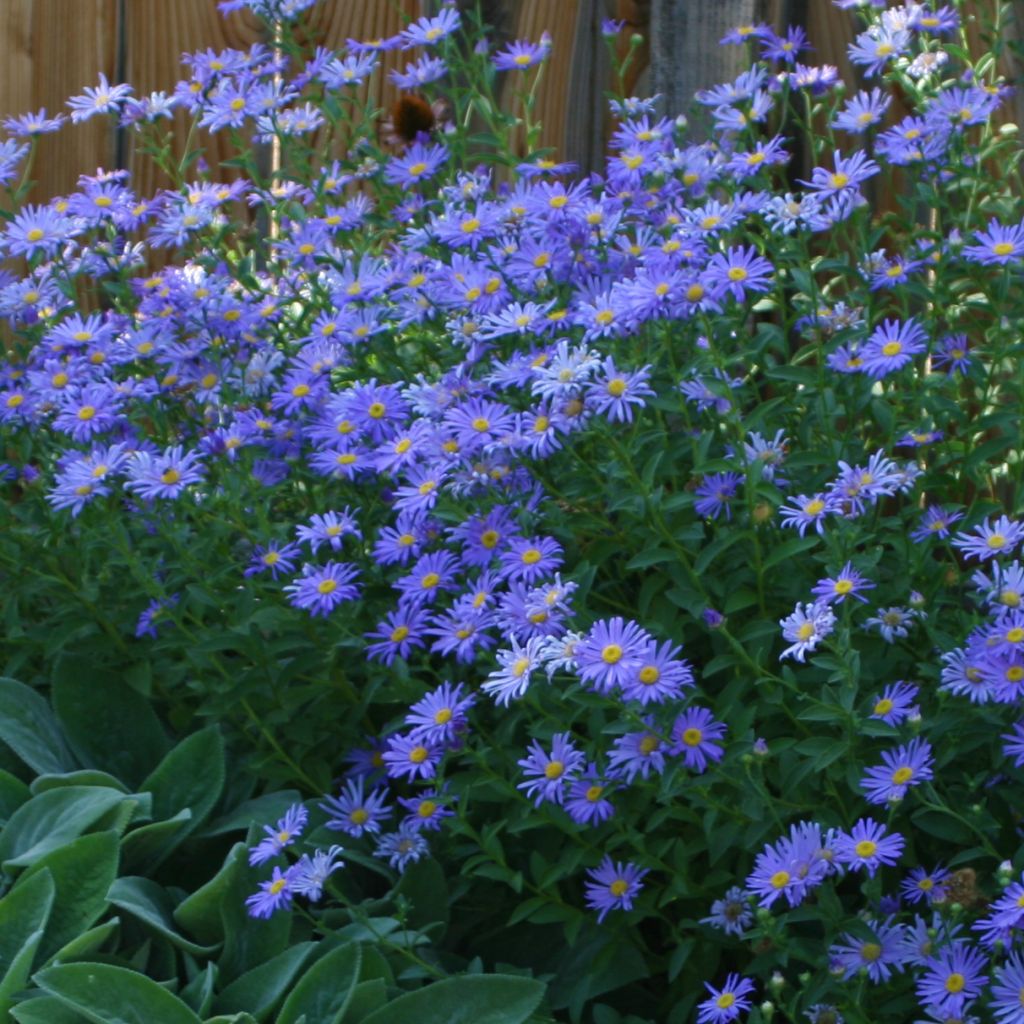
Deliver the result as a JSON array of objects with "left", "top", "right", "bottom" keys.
[
  {"left": 517, "top": 732, "right": 585, "bottom": 806},
  {"left": 745, "top": 821, "right": 833, "bottom": 909},
  {"left": 779, "top": 601, "right": 836, "bottom": 662},
  {"left": 697, "top": 974, "right": 756, "bottom": 1024},
  {"left": 397, "top": 788, "right": 454, "bottom": 832},
  {"left": 619, "top": 639, "right": 694, "bottom": 704},
  {"left": 859, "top": 317, "right": 928, "bottom": 378},
  {"left": 365, "top": 606, "right": 429, "bottom": 665},
  {"left": 869, "top": 681, "right": 919, "bottom": 725},
  {"left": 670, "top": 707, "right": 726, "bottom": 772},
  {"left": 901, "top": 865, "right": 950, "bottom": 906},
  {"left": 811, "top": 561, "right": 876, "bottom": 605},
  {"left": 607, "top": 720, "right": 668, "bottom": 782},
  {"left": 493, "top": 38, "right": 550, "bottom": 71},
  {"left": 321, "top": 777, "right": 392, "bottom": 838},
  {"left": 861, "top": 738, "right": 934, "bottom": 804},
  {"left": 953, "top": 515, "right": 1024, "bottom": 561},
  {"left": 284, "top": 561, "right": 360, "bottom": 617},
  {"left": 583, "top": 856, "right": 648, "bottom": 923},
  {"left": 405, "top": 681, "right": 475, "bottom": 745},
  {"left": 911, "top": 505, "right": 964, "bottom": 542},
  {"left": 244, "top": 539, "right": 302, "bottom": 579},
  {"left": 701, "top": 886, "right": 753, "bottom": 936},
  {"left": 290, "top": 846, "right": 344, "bottom": 902},
  {"left": 248, "top": 803, "right": 308, "bottom": 866},
  {"left": 382, "top": 733, "right": 442, "bottom": 782},
  {"left": 963, "top": 218, "right": 1024, "bottom": 265},
  {"left": 694, "top": 472, "right": 743, "bottom": 521},
  {"left": 829, "top": 917, "right": 907, "bottom": 982},
  {"left": 125, "top": 445, "right": 205, "bottom": 501},
  {"left": 801, "top": 148, "right": 879, "bottom": 197},
  {"left": 584, "top": 358, "right": 654, "bottom": 423},
  {"left": 989, "top": 950, "right": 1024, "bottom": 1021},
  {"left": 246, "top": 864, "right": 298, "bottom": 919},
  {"left": 373, "top": 822, "right": 429, "bottom": 873},
  {"left": 705, "top": 245, "right": 774, "bottom": 303},
  {"left": 834, "top": 818, "right": 904, "bottom": 876},
  {"left": 565, "top": 763, "right": 615, "bottom": 826},
  {"left": 779, "top": 492, "right": 835, "bottom": 536},
  {"left": 915, "top": 942, "right": 987, "bottom": 1016},
  {"left": 575, "top": 617, "right": 651, "bottom": 694}
]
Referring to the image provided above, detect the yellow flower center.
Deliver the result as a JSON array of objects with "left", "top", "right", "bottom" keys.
[
  {"left": 544, "top": 760, "right": 564, "bottom": 780},
  {"left": 26, "top": 228, "right": 45, "bottom": 242},
  {"left": 834, "top": 579, "right": 854, "bottom": 595},
  {"left": 350, "top": 808, "right": 369, "bottom": 825},
  {"left": 418, "top": 800, "right": 437, "bottom": 818},
  {"left": 390, "top": 626, "right": 409, "bottom": 642},
  {"left": 639, "top": 735, "right": 659, "bottom": 755},
  {"left": 471, "top": 417, "right": 490, "bottom": 432},
  {"left": 988, "top": 534, "right": 1007, "bottom": 549},
  {"left": 434, "top": 708, "right": 453, "bottom": 725},
  {"left": 409, "top": 745, "right": 429, "bottom": 764},
  {"left": 855, "top": 839, "right": 877, "bottom": 858},
  {"left": 682, "top": 727, "right": 702, "bottom": 747},
  {"left": 421, "top": 572, "right": 441, "bottom": 589},
  {"left": 368, "top": 402, "right": 386, "bottom": 419},
  {"left": 521, "top": 548, "right": 542, "bottom": 565},
  {"left": 269, "top": 878, "right": 288, "bottom": 894},
  {"left": 461, "top": 217, "right": 481, "bottom": 233},
  {"left": 77, "top": 405, "right": 96, "bottom": 420},
  {"left": 601, "top": 643, "right": 623, "bottom": 664},
  {"left": 797, "top": 622, "right": 815, "bottom": 640},
  {"left": 993, "top": 241, "right": 1014, "bottom": 256},
  {"left": 727, "top": 267, "right": 748, "bottom": 282},
  {"left": 585, "top": 785, "right": 604, "bottom": 802},
  {"left": 1006, "top": 627, "right": 1024, "bottom": 643},
  {"left": 512, "top": 657, "right": 530, "bottom": 676},
  {"left": 716, "top": 994, "right": 735, "bottom": 1010},
  {"left": 874, "top": 698, "right": 894, "bottom": 715},
  {"left": 607, "top": 378, "right": 627, "bottom": 397},
  {"left": 639, "top": 666, "right": 660, "bottom": 685},
  {"left": 891, "top": 766, "right": 914, "bottom": 784},
  {"left": 317, "top": 579, "right": 338, "bottom": 595},
  {"left": 945, "top": 973, "right": 965, "bottom": 994},
  {"left": 686, "top": 284, "right": 705, "bottom": 302},
  {"left": 595, "top": 309, "right": 615, "bottom": 326},
  {"left": 292, "top": 383, "right": 310, "bottom": 398},
  {"left": 861, "top": 942, "right": 881, "bottom": 962},
  {"left": 161, "top": 468, "right": 181, "bottom": 485}
]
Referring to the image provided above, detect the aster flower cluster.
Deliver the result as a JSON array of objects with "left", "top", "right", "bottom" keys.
[{"left": 3, "top": 0, "right": 1024, "bottom": 1019}]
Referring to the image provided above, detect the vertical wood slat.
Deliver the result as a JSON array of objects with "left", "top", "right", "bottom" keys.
[{"left": 1, "top": 0, "right": 119, "bottom": 203}]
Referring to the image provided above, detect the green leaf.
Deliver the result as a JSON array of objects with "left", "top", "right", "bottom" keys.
[
  {"left": 47, "top": 918, "right": 120, "bottom": 964},
  {"left": 0, "top": 927, "right": 44, "bottom": 1015},
  {"left": 180, "top": 963, "right": 218, "bottom": 1017},
  {"left": 762, "top": 534, "right": 820, "bottom": 570},
  {"left": 120, "top": 809, "right": 193, "bottom": 875},
  {"left": 0, "top": 786, "right": 127, "bottom": 869},
  {"left": 394, "top": 858, "right": 449, "bottom": 934},
  {"left": 211, "top": 942, "right": 317, "bottom": 1021},
  {"left": 0, "top": 677, "right": 75, "bottom": 775},
  {"left": 174, "top": 843, "right": 243, "bottom": 947},
  {"left": 338, "top": 980, "right": 387, "bottom": 1024},
  {"left": 107, "top": 877, "right": 220, "bottom": 956},
  {"left": 694, "top": 530, "right": 749, "bottom": 575},
  {"left": 276, "top": 942, "right": 362, "bottom": 1024},
  {"left": 11, "top": 995, "right": 90, "bottom": 1023},
  {"left": 51, "top": 657, "right": 168, "bottom": 787},
  {"left": 359, "top": 975, "right": 545, "bottom": 1024},
  {"left": 0, "top": 868, "right": 54, "bottom": 973},
  {"left": 197, "top": 791, "right": 302, "bottom": 838},
  {"left": 141, "top": 727, "right": 225, "bottom": 838},
  {"left": 204, "top": 1015, "right": 258, "bottom": 1024},
  {"left": 217, "top": 846, "right": 291, "bottom": 982},
  {"left": 21, "top": 830, "right": 120, "bottom": 963},
  {"left": 31, "top": 771, "right": 130, "bottom": 796},
  {"left": 34, "top": 962, "right": 203, "bottom": 1024},
  {"left": 0, "top": 768, "right": 30, "bottom": 823}
]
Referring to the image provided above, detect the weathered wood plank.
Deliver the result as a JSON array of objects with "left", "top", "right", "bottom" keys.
[{"left": 0, "top": 0, "right": 119, "bottom": 202}]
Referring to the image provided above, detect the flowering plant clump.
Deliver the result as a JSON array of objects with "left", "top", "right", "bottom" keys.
[{"left": 2, "top": 0, "right": 1024, "bottom": 1021}]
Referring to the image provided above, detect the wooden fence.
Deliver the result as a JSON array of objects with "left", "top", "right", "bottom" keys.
[{"left": 0, "top": 0, "right": 1021, "bottom": 205}]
